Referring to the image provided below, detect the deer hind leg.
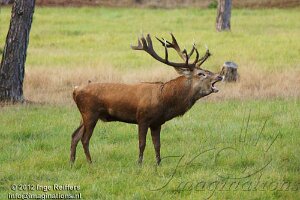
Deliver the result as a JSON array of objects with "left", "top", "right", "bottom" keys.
[
  {"left": 150, "top": 125, "right": 161, "bottom": 165},
  {"left": 70, "top": 123, "right": 84, "bottom": 164},
  {"left": 81, "top": 113, "right": 99, "bottom": 163},
  {"left": 138, "top": 123, "right": 149, "bottom": 165}
]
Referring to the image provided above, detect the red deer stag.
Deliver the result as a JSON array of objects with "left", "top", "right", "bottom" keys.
[{"left": 70, "top": 33, "right": 222, "bottom": 165}]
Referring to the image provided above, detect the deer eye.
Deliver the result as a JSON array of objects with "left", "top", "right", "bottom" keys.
[{"left": 198, "top": 72, "right": 206, "bottom": 77}]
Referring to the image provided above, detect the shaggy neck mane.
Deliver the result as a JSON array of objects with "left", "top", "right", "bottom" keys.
[{"left": 160, "top": 76, "right": 196, "bottom": 121}]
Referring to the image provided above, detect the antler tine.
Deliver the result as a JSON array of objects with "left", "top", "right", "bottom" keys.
[
  {"left": 131, "top": 33, "right": 196, "bottom": 70},
  {"left": 196, "top": 47, "right": 211, "bottom": 68},
  {"left": 156, "top": 33, "right": 185, "bottom": 60},
  {"left": 155, "top": 37, "right": 173, "bottom": 48},
  {"left": 155, "top": 37, "right": 163, "bottom": 44},
  {"left": 155, "top": 33, "right": 199, "bottom": 64},
  {"left": 149, "top": 34, "right": 211, "bottom": 69},
  {"left": 170, "top": 33, "right": 181, "bottom": 52},
  {"left": 182, "top": 49, "right": 188, "bottom": 65},
  {"left": 163, "top": 39, "right": 169, "bottom": 63},
  {"left": 193, "top": 47, "right": 199, "bottom": 64},
  {"left": 140, "top": 36, "right": 148, "bottom": 49},
  {"left": 187, "top": 43, "right": 195, "bottom": 59},
  {"left": 165, "top": 40, "right": 173, "bottom": 46},
  {"left": 130, "top": 37, "right": 144, "bottom": 50},
  {"left": 145, "top": 34, "right": 153, "bottom": 49},
  {"left": 168, "top": 33, "right": 199, "bottom": 62},
  {"left": 154, "top": 36, "right": 169, "bottom": 63}
]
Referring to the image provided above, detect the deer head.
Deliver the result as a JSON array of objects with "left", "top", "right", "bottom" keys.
[{"left": 131, "top": 33, "right": 222, "bottom": 100}]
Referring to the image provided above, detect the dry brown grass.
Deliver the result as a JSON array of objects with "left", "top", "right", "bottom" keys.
[
  {"left": 23, "top": 65, "right": 300, "bottom": 105},
  {"left": 212, "top": 67, "right": 300, "bottom": 101}
]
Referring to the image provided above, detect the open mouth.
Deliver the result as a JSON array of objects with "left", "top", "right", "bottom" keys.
[{"left": 211, "top": 79, "right": 221, "bottom": 93}]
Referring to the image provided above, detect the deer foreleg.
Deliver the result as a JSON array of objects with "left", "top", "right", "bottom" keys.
[
  {"left": 150, "top": 125, "right": 161, "bottom": 165},
  {"left": 138, "top": 124, "right": 148, "bottom": 165}
]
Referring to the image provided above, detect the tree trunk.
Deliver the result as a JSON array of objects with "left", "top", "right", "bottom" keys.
[
  {"left": 216, "top": 0, "right": 231, "bottom": 31},
  {"left": 220, "top": 61, "right": 238, "bottom": 82},
  {"left": 0, "top": 0, "right": 35, "bottom": 102}
]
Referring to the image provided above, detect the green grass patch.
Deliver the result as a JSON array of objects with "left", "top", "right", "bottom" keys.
[
  {"left": 0, "top": 7, "right": 300, "bottom": 71},
  {"left": 0, "top": 99, "right": 299, "bottom": 199}
]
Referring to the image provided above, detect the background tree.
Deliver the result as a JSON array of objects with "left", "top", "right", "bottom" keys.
[
  {"left": 216, "top": 0, "right": 231, "bottom": 31},
  {"left": 0, "top": 0, "right": 35, "bottom": 102}
]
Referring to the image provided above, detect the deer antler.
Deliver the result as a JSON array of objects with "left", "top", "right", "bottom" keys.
[
  {"left": 153, "top": 33, "right": 211, "bottom": 69},
  {"left": 131, "top": 34, "right": 211, "bottom": 70},
  {"left": 196, "top": 45, "right": 211, "bottom": 68}
]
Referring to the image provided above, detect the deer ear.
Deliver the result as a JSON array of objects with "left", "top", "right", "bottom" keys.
[{"left": 174, "top": 68, "right": 192, "bottom": 77}]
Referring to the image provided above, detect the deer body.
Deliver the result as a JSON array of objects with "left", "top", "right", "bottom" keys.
[
  {"left": 73, "top": 76, "right": 206, "bottom": 126},
  {"left": 70, "top": 34, "right": 222, "bottom": 165}
]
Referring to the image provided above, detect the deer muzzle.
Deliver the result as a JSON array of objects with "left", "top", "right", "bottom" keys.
[{"left": 211, "top": 75, "right": 223, "bottom": 93}]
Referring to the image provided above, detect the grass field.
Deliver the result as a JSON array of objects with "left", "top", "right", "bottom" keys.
[
  {"left": 0, "top": 100, "right": 299, "bottom": 199},
  {"left": 0, "top": 6, "right": 300, "bottom": 200}
]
